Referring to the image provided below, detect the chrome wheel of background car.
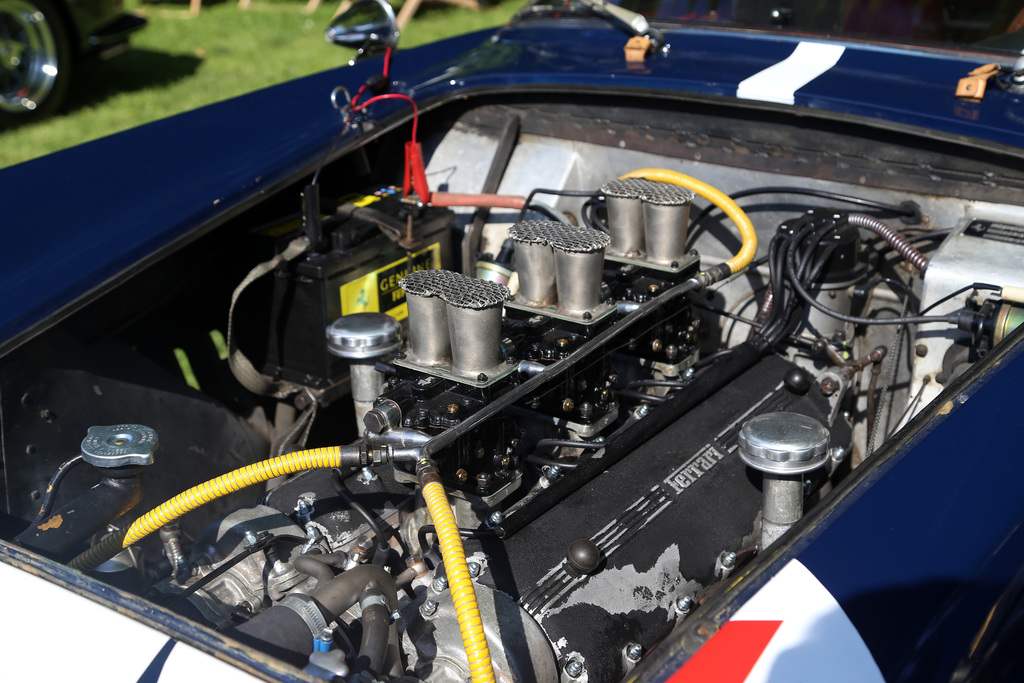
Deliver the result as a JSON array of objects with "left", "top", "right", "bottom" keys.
[{"left": 0, "top": 0, "right": 69, "bottom": 121}]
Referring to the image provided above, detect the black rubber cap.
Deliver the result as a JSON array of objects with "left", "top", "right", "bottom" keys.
[
  {"left": 566, "top": 539, "right": 601, "bottom": 575},
  {"left": 363, "top": 409, "right": 388, "bottom": 435},
  {"left": 783, "top": 367, "right": 813, "bottom": 395}
]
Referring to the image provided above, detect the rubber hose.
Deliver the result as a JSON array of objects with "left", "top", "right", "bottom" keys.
[
  {"left": 619, "top": 168, "right": 758, "bottom": 275},
  {"left": 312, "top": 564, "right": 397, "bottom": 615},
  {"left": 294, "top": 555, "right": 338, "bottom": 590},
  {"left": 431, "top": 192, "right": 526, "bottom": 209},
  {"left": 848, "top": 213, "right": 929, "bottom": 273},
  {"left": 230, "top": 604, "right": 315, "bottom": 667},
  {"left": 123, "top": 446, "right": 352, "bottom": 546},
  {"left": 356, "top": 590, "right": 391, "bottom": 677},
  {"left": 234, "top": 565, "right": 401, "bottom": 672},
  {"left": 312, "top": 564, "right": 403, "bottom": 678},
  {"left": 420, "top": 472, "right": 495, "bottom": 683},
  {"left": 69, "top": 445, "right": 358, "bottom": 572},
  {"left": 68, "top": 528, "right": 127, "bottom": 573}
]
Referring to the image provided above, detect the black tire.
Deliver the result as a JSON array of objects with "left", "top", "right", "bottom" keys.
[{"left": 0, "top": 0, "right": 72, "bottom": 126}]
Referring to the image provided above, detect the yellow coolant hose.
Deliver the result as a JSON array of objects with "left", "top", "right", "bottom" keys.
[
  {"left": 421, "top": 474, "right": 496, "bottom": 683},
  {"left": 69, "top": 446, "right": 347, "bottom": 572},
  {"left": 619, "top": 168, "right": 758, "bottom": 275}
]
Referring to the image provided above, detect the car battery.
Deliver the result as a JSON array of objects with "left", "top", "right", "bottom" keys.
[{"left": 258, "top": 189, "right": 454, "bottom": 389}]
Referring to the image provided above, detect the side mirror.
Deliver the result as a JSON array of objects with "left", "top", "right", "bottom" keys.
[{"left": 325, "top": 0, "right": 400, "bottom": 63}]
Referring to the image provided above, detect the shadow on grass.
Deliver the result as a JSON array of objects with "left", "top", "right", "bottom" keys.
[{"left": 62, "top": 48, "right": 204, "bottom": 115}]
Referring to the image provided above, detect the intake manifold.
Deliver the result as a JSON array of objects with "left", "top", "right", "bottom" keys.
[
  {"left": 508, "top": 221, "right": 611, "bottom": 318},
  {"left": 399, "top": 269, "right": 510, "bottom": 380},
  {"left": 600, "top": 178, "right": 695, "bottom": 267}
]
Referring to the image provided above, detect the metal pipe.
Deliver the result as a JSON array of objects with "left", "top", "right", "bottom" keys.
[
  {"left": 848, "top": 213, "right": 929, "bottom": 273},
  {"left": 350, "top": 361, "right": 386, "bottom": 427},
  {"left": 761, "top": 474, "right": 804, "bottom": 547}
]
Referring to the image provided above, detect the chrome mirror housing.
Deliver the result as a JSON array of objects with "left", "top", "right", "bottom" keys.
[{"left": 324, "top": 0, "right": 400, "bottom": 63}]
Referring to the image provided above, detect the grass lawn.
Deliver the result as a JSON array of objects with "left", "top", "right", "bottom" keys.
[{"left": 0, "top": 0, "right": 525, "bottom": 169}]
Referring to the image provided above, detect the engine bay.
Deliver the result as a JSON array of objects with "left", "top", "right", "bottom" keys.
[{"left": 4, "top": 95, "right": 1024, "bottom": 682}]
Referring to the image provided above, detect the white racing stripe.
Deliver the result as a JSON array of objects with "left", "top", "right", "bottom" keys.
[
  {"left": 0, "top": 562, "right": 170, "bottom": 681},
  {"left": 159, "top": 643, "right": 263, "bottom": 683},
  {"left": 0, "top": 562, "right": 263, "bottom": 682},
  {"left": 730, "top": 559, "right": 884, "bottom": 683},
  {"left": 737, "top": 42, "right": 846, "bottom": 105}
]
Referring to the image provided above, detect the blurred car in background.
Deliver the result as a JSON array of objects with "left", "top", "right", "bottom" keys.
[{"left": 0, "top": 0, "right": 145, "bottom": 124}]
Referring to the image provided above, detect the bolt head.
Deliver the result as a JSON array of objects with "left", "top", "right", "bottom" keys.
[
  {"left": 468, "top": 562, "right": 481, "bottom": 577},
  {"left": 676, "top": 595, "right": 694, "bottom": 613},
  {"left": 683, "top": 367, "right": 695, "bottom": 379},
  {"left": 432, "top": 575, "right": 448, "bottom": 592},
  {"left": 626, "top": 643, "right": 642, "bottom": 661},
  {"left": 488, "top": 511, "right": 504, "bottom": 526},
  {"left": 722, "top": 551, "right": 737, "bottom": 568},
  {"left": 635, "top": 405, "right": 649, "bottom": 418},
  {"left": 565, "top": 658, "right": 583, "bottom": 678},
  {"left": 421, "top": 599, "right": 438, "bottom": 617}
]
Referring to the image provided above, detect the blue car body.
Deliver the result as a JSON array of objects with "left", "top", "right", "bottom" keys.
[{"left": 3, "top": 8, "right": 1024, "bottom": 682}]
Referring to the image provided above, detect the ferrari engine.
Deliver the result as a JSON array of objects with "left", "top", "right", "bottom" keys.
[{"left": 6, "top": 95, "right": 1024, "bottom": 683}]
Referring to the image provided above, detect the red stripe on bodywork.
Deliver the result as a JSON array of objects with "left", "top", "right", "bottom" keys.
[{"left": 667, "top": 620, "right": 783, "bottom": 683}]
